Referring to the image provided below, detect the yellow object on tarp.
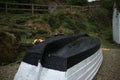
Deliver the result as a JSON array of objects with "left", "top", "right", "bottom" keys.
[{"left": 32, "top": 39, "right": 44, "bottom": 45}]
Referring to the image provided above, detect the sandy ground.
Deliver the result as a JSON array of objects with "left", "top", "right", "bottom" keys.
[{"left": 0, "top": 48, "right": 120, "bottom": 80}]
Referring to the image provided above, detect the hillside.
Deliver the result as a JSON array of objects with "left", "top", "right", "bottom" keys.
[
  {"left": 0, "top": 0, "right": 114, "bottom": 65},
  {"left": 0, "top": 0, "right": 97, "bottom": 5},
  {"left": 0, "top": 0, "right": 67, "bottom": 4},
  {"left": 0, "top": 3, "right": 113, "bottom": 42}
]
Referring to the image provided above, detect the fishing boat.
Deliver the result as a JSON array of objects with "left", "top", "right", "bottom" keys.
[{"left": 14, "top": 34, "right": 103, "bottom": 80}]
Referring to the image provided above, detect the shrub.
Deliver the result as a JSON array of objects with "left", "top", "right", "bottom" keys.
[
  {"left": 33, "top": 19, "right": 46, "bottom": 24},
  {"left": 67, "top": 0, "right": 88, "bottom": 6},
  {"left": 101, "top": 0, "right": 114, "bottom": 12},
  {"left": 115, "top": 0, "right": 120, "bottom": 12},
  {"left": 47, "top": 11, "right": 78, "bottom": 32},
  {"left": 0, "top": 32, "right": 17, "bottom": 65}
]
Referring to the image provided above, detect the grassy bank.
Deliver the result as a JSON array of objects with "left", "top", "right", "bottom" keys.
[
  {"left": 0, "top": 4, "right": 114, "bottom": 64},
  {"left": 0, "top": 6, "right": 113, "bottom": 45}
]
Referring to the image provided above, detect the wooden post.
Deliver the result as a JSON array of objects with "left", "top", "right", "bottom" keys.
[
  {"left": 32, "top": 4, "right": 34, "bottom": 15},
  {"left": 48, "top": 5, "right": 51, "bottom": 13},
  {"left": 70, "top": 5, "right": 72, "bottom": 13},
  {"left": 5, "top": 2, "right": 8, "bottom": 14},
  {"left": 88, "top": 6, "right": 90, "bottom": 13}
]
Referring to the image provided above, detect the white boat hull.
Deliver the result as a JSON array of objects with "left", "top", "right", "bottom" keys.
[{"left": 14, "top": 49, "right": 103, "bottom": 80}]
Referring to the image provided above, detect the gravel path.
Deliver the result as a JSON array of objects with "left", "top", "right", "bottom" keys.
[
  {"left": 93, "top": 48, "right": 120, "bottom": 80},
  {"left": 0, "top": 48, "right": 120, "bottom": 80}
]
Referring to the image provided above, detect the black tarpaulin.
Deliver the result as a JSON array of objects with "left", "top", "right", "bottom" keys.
[{"left": 23, "top": 34, "right": 100, "bottom": 71}]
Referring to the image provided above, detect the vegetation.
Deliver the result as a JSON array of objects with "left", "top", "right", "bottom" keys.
[
  {"left": 0, "top": 32, "right": 17, "bottom": 65},
  {"left": 0, "top": 1, "right": 114, "bottom": 65},
  {"left": 115, "top": 0, "right": 120, "bottom": 12},
  {"left": 67, "top": 0, "right": 88, "bottom": 6},
  {"left": 100, "top": 0, "right": 114, "bottom": 12},
  {"left": 0, "top": 0, "right": 64, "bottom": 4},
  {"left": 0, "top": 6, "right": 113, "bottom": 45},
  {"left": 0, "top": 0, "right": 38, "bottom": 3}
]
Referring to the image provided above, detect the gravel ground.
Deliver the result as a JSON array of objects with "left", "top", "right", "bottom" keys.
[
  {"left": 93, "top": 48, "right": 120, "bottom": 80},
  {"left": 0, "top": 62, "right": 19, "bottom": 80},
  {"left": 0, "top": 48, "right": 120, "bottom": 80}
]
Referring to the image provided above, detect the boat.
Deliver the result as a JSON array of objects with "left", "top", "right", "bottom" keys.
[{"left": 14, "top": 34, "right": 103, "bottom": 80}]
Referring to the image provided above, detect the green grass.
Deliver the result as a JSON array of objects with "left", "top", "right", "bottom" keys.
[
  {"left": 0, "top": 6, "right": 113, "bottom": 46},
  {"left": 20, "top": 38, "right": 34, "bottom": 43}
]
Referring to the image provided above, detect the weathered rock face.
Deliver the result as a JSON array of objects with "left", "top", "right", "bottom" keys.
[{"left": 0, "top": 32, "right": 17, "bottom": 65}]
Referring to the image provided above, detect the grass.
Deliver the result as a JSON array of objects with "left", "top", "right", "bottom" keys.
[
  {"left": 0, "top": 3, "right": 116, "bottom": 66},
  {"left": 20, "top": 38, "right": 34, "bottom": 43},
  {"left": 0, "top": 6, "right": 113, "bottom": 46}
]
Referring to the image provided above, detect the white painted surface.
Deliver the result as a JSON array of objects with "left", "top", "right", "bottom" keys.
[
  {"left": 113, "top": 8, "right": 120, "bottom": 44},
  {"left": 39, "top": 68, "right": 66, "bottom": 80},
  {"left": 14, "top": 49, "right": 103, "bottom": 80},
  {"left": 67, "top": 49, "right": 102, "bottom": 80},
  {"left": 14, "top": 62, "right": 43, "bottom": 80}
]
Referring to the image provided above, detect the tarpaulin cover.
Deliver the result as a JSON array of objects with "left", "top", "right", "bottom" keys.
[{"left": 23, "top": 34, "right": 100, "bottom": 71}]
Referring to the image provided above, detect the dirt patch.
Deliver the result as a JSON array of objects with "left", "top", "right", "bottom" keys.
[
  {"left": 0, "top": 62, "right": 19, "bottom": 80},
  {"left": 0, "top": 48, "right": 120, "bottom": 80},
  {"left": 94, "top": 48, "right": 120, "bottom": 80}
]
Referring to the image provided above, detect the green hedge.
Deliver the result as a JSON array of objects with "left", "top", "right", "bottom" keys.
[{"left": 67, "top": 0, "right": 88, "bottom": 6}]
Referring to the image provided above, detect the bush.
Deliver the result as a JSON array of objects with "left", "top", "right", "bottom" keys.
[
  {"left": 115, "top": 0, "right": 120, "bottom": 12},
  {"left": 101, "top": 0, "right": 114, "bottom": 12},
  {"left": 67, "top": 0, "right": 88, "bottom": 6},
  {"left": 0, "top": 32, "right": 17, "bottom": 65},
  {"left": 87, "top": 7, "right": 111, "bottom": 28},
  {"left": 47, "top": 11, "right": 77, "bottom": 32}
]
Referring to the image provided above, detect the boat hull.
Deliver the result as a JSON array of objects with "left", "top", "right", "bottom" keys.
[
  {"left": 14, "top": 49, "right": 103, "bottom": 80},
  {"left": 14, "top": 34, "right": 103, "bottom": 80}
]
